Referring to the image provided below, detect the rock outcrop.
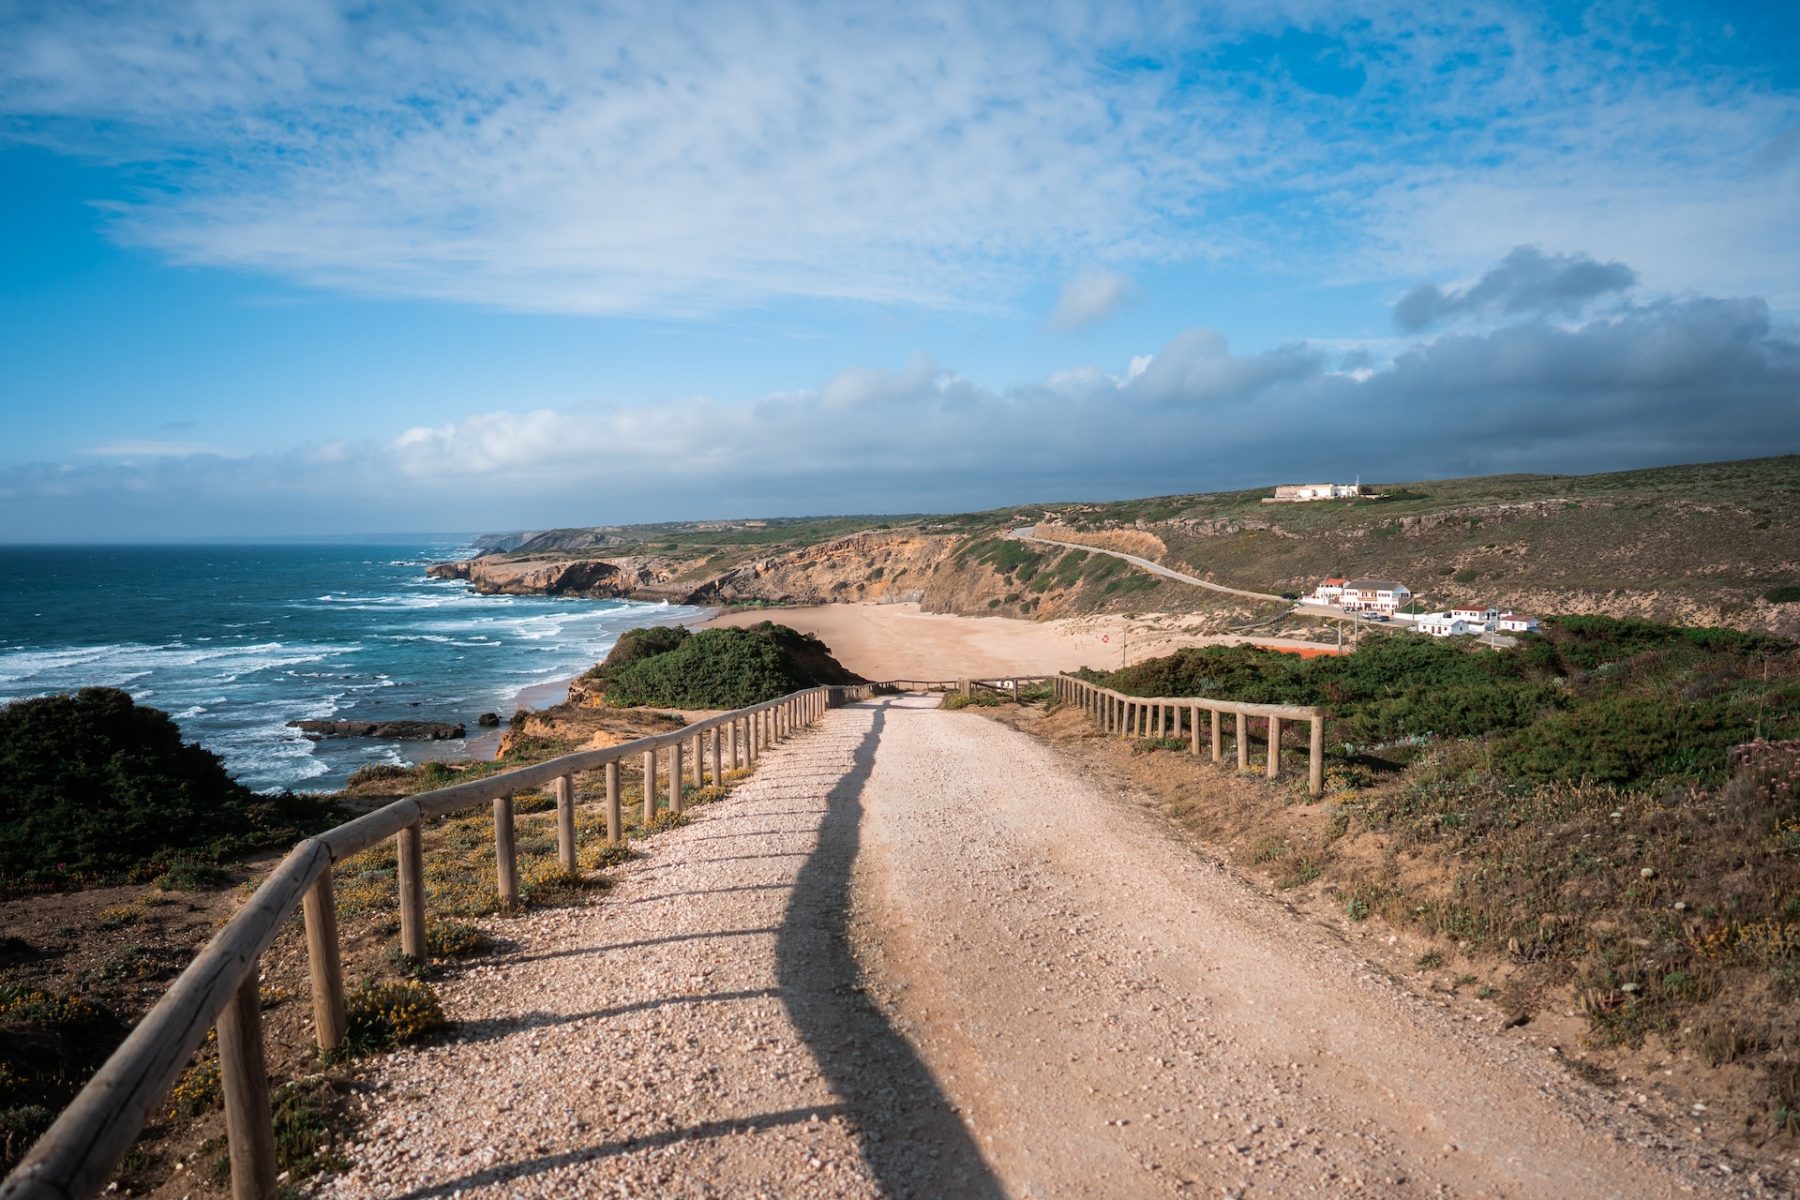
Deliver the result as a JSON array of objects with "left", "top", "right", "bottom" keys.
[
  {"left": 427, "top": 556, "right": 678, "bottom": 599},
  {"left": 290, "top": 720, "right": 466, "bottom": 740}
]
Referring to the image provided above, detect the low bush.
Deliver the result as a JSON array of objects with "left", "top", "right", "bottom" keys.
[
  {"left": 345, "top": 980, "right": 446, "bottom": 1052},
  {"left": 1085, "top": 616, "right": 1798, "bottom": 790},
  {"left": 0, "top": 688, "right": 342, "bottom": 886},
  {"left": 602, "top": 623, "right": 861, "bottom": 709},
  {"left": 0, "top": 987, "right": 126, "bottom": 1171}
]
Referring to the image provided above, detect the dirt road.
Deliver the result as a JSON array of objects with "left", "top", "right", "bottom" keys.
[
  {"left": 1014, "top": 528, "right": 1286, "bottom": 604},
  {"left": 319, "top": 698, "right": 1763, "bottom": 1198}
]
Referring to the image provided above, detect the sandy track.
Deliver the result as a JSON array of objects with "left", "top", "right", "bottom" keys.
[{"left": 320, "top": 698, "right": 1762, "bottom": 1198}]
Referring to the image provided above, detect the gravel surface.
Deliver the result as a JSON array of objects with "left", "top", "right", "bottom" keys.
[{"left": 318, "top": 697, "right": 1774, "bottom": 1198}]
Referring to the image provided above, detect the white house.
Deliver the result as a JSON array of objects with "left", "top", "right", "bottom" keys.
[
  {"left": 1342, "top": 579, "right": 1412, "bottom": 614},
  {"left": 1497, "top": 613, "right": 1541, "bottom": 633},
  {"left": 1417, "top": 613, "right": 1472, "bottom": 637},
  {"left": 1268, "top": 482, "right": 1364, "bottom": 503},
  {"left": 1311, "top": 577, "right": 1347, "bottom": 603},
  {"left": 1450, "top": 605, "right": 1499, "bottom": 629}
]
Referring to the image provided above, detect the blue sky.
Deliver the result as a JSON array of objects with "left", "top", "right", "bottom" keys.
[{"left": 1, "top": 0, "right": 1797, "bottom": 539}]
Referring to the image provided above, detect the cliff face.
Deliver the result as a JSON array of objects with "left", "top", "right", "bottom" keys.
[
  {"left": 687, "top": 531, "right": 957, "bottom": 606},
  {"left": 426, "top": 556, "right": 679, "bottom": 598}
]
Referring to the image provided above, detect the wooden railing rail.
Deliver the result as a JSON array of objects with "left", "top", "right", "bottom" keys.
[
  {"left": 1052, "top": 675, "right": 1326, "bottom": 796},
  {"left": 1, "top": 682, "right": 874, "bottom": 1200},
  {"left": 968, "top": 675, "right": 1051, "bottom": 693}
]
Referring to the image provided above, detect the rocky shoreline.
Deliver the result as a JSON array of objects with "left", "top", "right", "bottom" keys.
[{"left": 289, "top": 719, "right": 466, "bottom": 740}]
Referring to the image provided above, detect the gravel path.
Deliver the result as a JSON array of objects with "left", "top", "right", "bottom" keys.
[{"left": 319, "top": 697, "right": 1769, "bottom": 1198}]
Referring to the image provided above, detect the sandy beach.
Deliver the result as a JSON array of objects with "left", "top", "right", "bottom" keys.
[{"left": 704, "top": 602, "right": 1334, "bottom": 680}]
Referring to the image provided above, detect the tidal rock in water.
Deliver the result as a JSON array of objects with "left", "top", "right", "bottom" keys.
[
  {"left": 290, "top": 719, "right": 465, "bottom": 741},
  {"left": 477, "top": 712, "right": 501, "bottom": 727}
]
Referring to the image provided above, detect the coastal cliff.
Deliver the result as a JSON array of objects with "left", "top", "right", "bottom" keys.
[
  {"left": 426, "top": 555, "right": 682, "bottom": 599},
  {"left": 425, "top": 456, "right": 1800, "bottom": 636}
]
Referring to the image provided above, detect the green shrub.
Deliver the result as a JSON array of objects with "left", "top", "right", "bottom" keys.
[
  {"left": 582, "top": 625, "right": 692, "bottom": 690},
  {"left": 345, "top": 980, "right": 446, "bottom": 1052},
  {"left": 1766, "top": 586, "right": 1800, "bottom": 605},
  {"left": 271, "top": 1078, "right": 345, "bottom": 1178},
  {"left": 424, "top": 920, "right": 492, "bottom": 959},
  {"left": 155, "top": 857, "right": 232, "bottom": 892},
  {"left": 167, "top": 1059, "right": 222, "bottom": 1119},
  {"left": 1492, "top": 695, "right": 1745, "bottom": 783},
  {"left": 0, "top": 688, "right": 341, "bottom": 886},
  {"left": 1088, "top": 617, "right": 1797, "bottom": 789},
  {"left": 0, "top": 1105, "right": 53, "bottom": 1170},
  {"left": 602, "top": 623, "right": 860, "bottom": 709}
]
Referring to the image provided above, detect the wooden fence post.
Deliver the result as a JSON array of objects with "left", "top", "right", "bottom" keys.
[
  {"left": 1309, "top": 715, "right": 1325, "bottom": 798},
  {"left": 605, "top": 761, "right": 622, "bottom": 842},
  {"left": 1235, "top": 711, "right": 1249, "bottom": 770},
  {"left": 395, "top": 824, "right": 426, "bottom": 961},
  {"left": 1211, "top": 708, "right": 1222, "bottom": 763},
  {"left": 691, "top": 736, "right": 703, "bottom": 787},
  {"left": 1267, "top": 717, "right": 1282, "bottom": 780},
  {"left": 494, "top": 795, "right": 518, "bottom": 908},
  {"left": 670, "top": 743, "right": 684, "bottom": 815},
  {"left": 554, "top": 775, "right": 576, "bottom": 872},
  {"left": 216, "top": 969, "right": 278, "bottom": 1200},
  {"left": 732, "top": 718, "right": 743, "bottom": 768},
  {"left": 643, "top": 750, "right": 658, "bottom": 823},
  {"left": 301, "top": 875, "right": 346, "bottom": 1053},
  {"left": 711, "top": 728, "right": 723, "bottom": 784},
  {"left": 1190, "top": 704, "right": 1201, "bottom": 755}
]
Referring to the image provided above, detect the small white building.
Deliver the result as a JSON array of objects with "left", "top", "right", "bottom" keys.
[
  {"left": 1417, "top": 613, "right": 1471, "bottom": 637},
  {"left": 1268, "top": 482, "right": 1365, "bottom": 503},
  {"left": 1451, "top": 605, "right": 1499, "bottom": 630},
  {"left": 1342, "top": 579, "right": 1413, "bottom": 614},
  {"left": 1497, "top": 613, "right": 1541, "bottom": 633},
  {"left": 1311, "top": 577, "right": 1348, "bottom": 603}
]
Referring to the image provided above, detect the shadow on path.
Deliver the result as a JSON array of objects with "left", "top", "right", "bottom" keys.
[
  {"left": 449, "top": 988, "right": 780, "bottom": 1045},
  {"left": 776, "top": 700, "right": 1006, "bottom": 1199},
  {"left": 391, "top": 1105, "right": 850, "bottom": 1200}
]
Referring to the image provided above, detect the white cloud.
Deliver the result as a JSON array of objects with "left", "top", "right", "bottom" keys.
[
  {"left": 6, "top": 3, "right": 1795, "bottom": 316},
  {"left": 1048, "top": 269, "right": 1138, "bottom": 331}
]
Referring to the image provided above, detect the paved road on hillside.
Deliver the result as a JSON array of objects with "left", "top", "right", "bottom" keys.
[{"left": 320, "top": 698, "right": 1754, "bottom": 1199}]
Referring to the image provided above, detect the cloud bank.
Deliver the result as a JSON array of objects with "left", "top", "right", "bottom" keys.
[
  {"left": 1394, "top": 246, "right": 1638, "bottom": 331},
  {"left": 8, "top": 260, "right": 1796, "bottom": 538}
]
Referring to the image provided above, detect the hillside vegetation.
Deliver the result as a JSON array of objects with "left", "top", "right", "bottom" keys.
[
  {"left": 437, "top": 455, "right": 1800, "bottom": 636},
  {"left": 1068, "top": 616, "right": 1800, "bottom": 1134}
]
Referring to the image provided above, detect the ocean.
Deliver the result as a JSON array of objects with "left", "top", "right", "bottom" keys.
[{"left": 0, "top": 542, "right": 702, "bottom": 793}]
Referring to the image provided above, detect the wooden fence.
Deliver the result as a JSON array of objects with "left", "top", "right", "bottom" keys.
[
  {"left": 0, "top": 683, "right": 875, "bottom": 1200},
  {"left": 966, "top": 675, "right": 1052, "bottom": 694},
  {"left": 1053, "top": 675, "right": 1327, "bottom": 796}
]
